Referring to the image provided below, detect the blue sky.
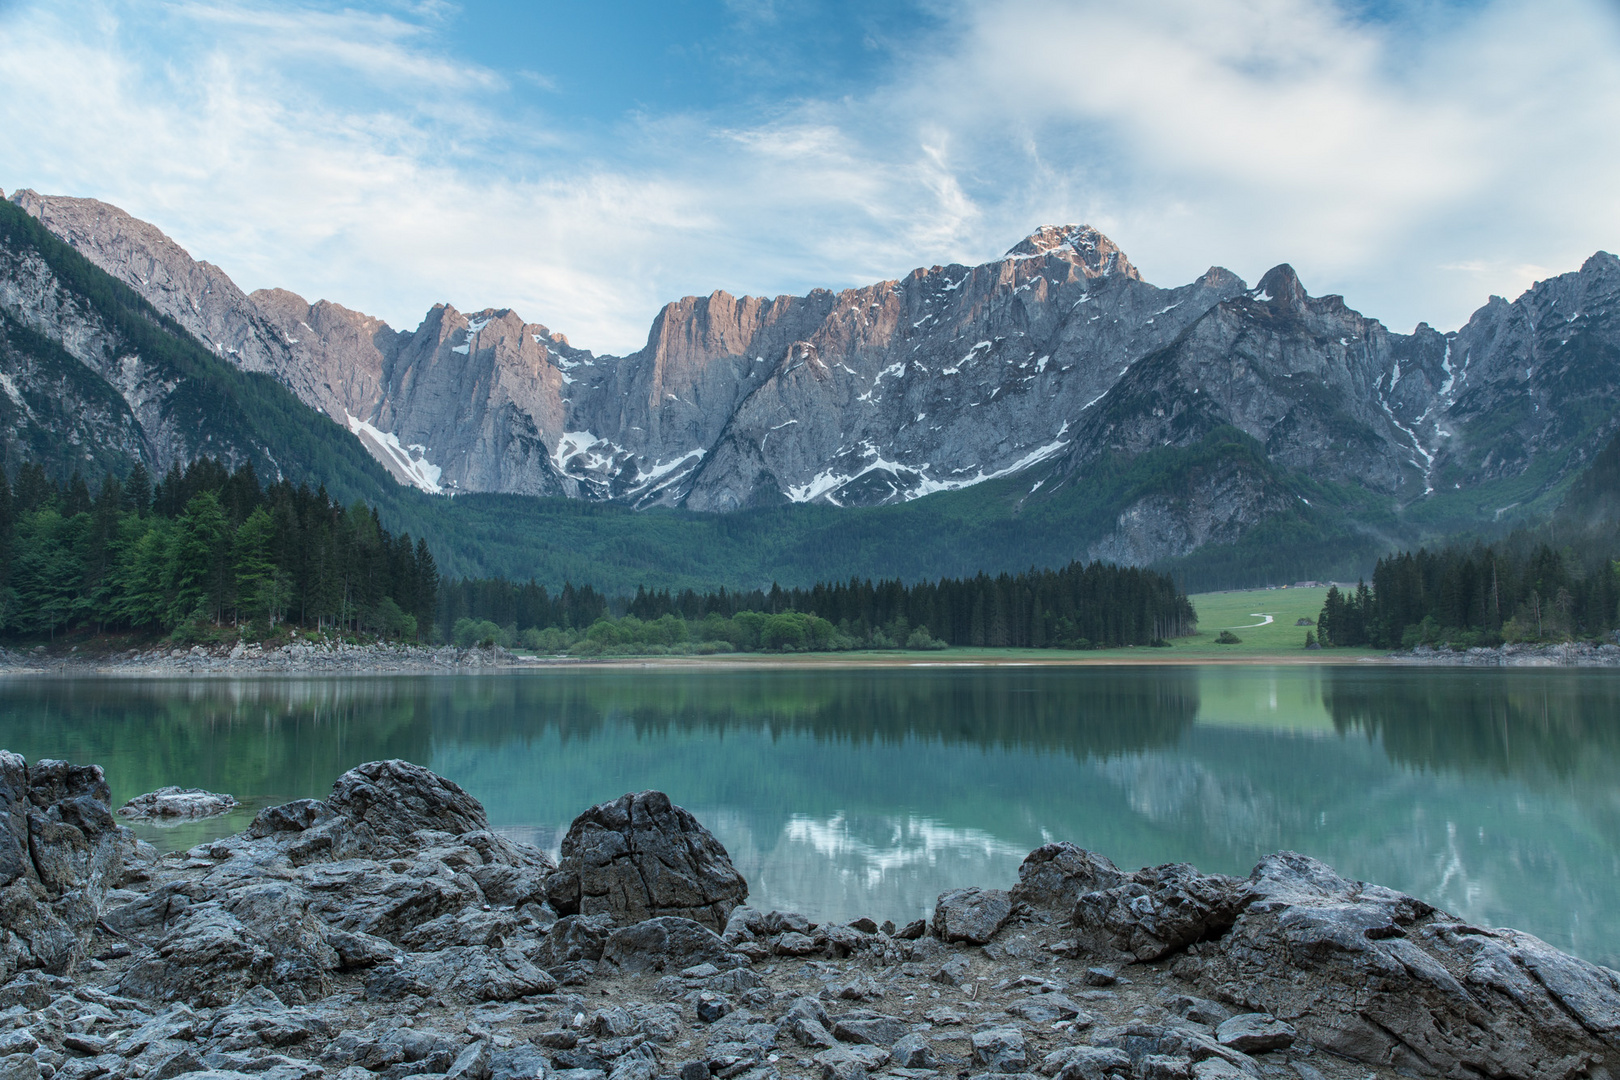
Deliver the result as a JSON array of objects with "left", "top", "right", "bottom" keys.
[{"left": 1, "top": 0, "right": 1617, "bottom": 353}]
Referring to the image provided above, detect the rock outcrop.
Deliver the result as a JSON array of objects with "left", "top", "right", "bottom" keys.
[
  {"left": 0, "top": 752, "right": 138, "bottom": 985},
  {"left": 1187, "top": 851, "right": 1620, "bottom": 1079},
  {"left": 2, "top": 754, "right": 1617, "bottom": 1080},
  {"left": 547, "top": 790, "right": 748, "bottom": 931}
]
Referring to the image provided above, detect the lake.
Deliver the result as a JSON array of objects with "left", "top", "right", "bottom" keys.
[{"left": 2, "top": 664, "right": 1616, "bottom": 966}]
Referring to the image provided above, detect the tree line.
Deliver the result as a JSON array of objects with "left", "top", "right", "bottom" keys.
[
  {"left": 2, "top": 459, "right": 1196, "bottom": 654},
  {"left": 447, "top": 559, "right": 1197, "bottom": 653},
  {"left": 0, "top": 460, "right": 439, "bottom": 641},
  {"left": 1317, "top": 537, "right": 1620, "bottom": 649}
]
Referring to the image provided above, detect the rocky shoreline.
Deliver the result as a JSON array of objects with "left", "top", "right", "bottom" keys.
[
  {"left": 4, "top": 755, "right": 1619, "bottom": 1080},
  {"left": 0, "top": 643, "right": 520, "bottom": 676},
  {"left": 1388, "top": 641, "right": 1620, "bottom": 667}
]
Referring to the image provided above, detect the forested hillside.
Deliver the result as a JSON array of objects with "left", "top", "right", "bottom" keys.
[
  {"left": 1317, "top": 537, "right": 1620, "bottom": 649},
  {"left": 0, "top": 461, "right": 437, "bottom": 642}
]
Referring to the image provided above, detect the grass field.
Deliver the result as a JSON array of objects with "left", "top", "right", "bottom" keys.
[
  {"left": 517, "top": 588, "right": 1388, "bottom": 666},
  {"left": 522, "top": 588, "right": 1387, "bottom": 666}
]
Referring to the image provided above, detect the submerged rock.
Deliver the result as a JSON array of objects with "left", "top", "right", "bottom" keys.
[{"left": 118, "top": 787, "right": 239, "bottom": 822}]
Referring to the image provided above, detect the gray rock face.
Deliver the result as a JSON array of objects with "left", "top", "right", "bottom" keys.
[
  {"left": 932, "top": 887, "right": 1014, "bottom": 945},
  {"left": 1013, "top": 843, "right": 1127, "bottom": 912},
  {"left": 1187, "top": 851, "right": 1620, "bottom": 1079},
  {"left": 0, "top": 752, "right": 133, "bottom": 986},
  {"left": 1073, "top": 863, "right": 1248, "bottom": 963},
  {"left": 601, "top": 917, "right": 733, "bottom": 974},
  {"left": 322, "top": 759, "right": 489, "bottom": 847},
  {"left": 548, "top": 790, "right": 747, "bottom": 930},
  {"left": 1212, "top": 1014, "right": 1294, "bottom": 1054},
  {"left": 94, "top": 758, "right": 557, "bottom": 1007}
]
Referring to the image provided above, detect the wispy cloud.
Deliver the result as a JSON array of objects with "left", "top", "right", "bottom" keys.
[{"left": 1, "top": 0, "right": 1616, "bottom": 353}]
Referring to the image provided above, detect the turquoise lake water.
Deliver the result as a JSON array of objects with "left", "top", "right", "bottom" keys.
[{"left": 0, "top": 665, "right": 1615, "bottom": 966}]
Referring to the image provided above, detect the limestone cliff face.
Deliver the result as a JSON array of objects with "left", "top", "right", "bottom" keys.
[
  {"left": 8, "top": 191, "right": 398, "bottom": 425},
  {"left": 13, "top": 188, "right": 1620, "bottom": 570}
]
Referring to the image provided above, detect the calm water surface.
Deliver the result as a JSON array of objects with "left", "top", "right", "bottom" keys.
[{"left": 1, "top": 665, "right": 1616, "bottom": 965}]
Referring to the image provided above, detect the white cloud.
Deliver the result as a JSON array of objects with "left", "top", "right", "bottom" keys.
[{"left": 1, "top": 0, "right": 1617, "bottom": 353}]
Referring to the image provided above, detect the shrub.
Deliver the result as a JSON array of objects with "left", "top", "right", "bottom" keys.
[{"left": 1216, "top": 630, "right": 1242, "bottom": 645}]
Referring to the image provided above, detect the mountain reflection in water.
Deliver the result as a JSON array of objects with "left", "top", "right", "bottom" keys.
[{"left": 0, "top": 666, "right": 1616, "bottom": 965}]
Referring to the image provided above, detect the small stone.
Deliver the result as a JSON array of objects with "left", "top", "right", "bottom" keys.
[
  {"left": 773, "top": 932, "right": 820, "bottom": 956},
  {"left": 1139, "top": 1055, "right": 1193, "bottom": 1080},
  {"left": 697, "top": 993, "right": 733, "bottom": 1024},
  {"left": 57, "top": 1038, "right": 108, "bottom": 1058},
  {"left": 1215, "top": 1014, "right": 1295, "bottom": 1055},
  {"left": 970, "top": 1027, "right": 1027, "bottom": 1073},
  {"left": 533, "top": 1032, "right": 579, "bottom": 1050},
  {"left": 931, "top": 956, "right": 972, "bottom": 989},
  {"left": 117, "top": 787, "right": 238, "bottom": 821},
  {"left": 832, "top": 1015, "right": 910, "bottom": 1047},
  {"left": 889, "top": 1034, "right": 935, "bottom": 1070},
  {"left": 813, "top": 1045, "right": 889, "bottom": 1080},
  {"left": 1082, "top": 967, "right": 1117, "bottom": 987},
  {"left": 894, "top": 920, "right": 927, "bottom": 941},
  {"left": 679, "top": 1063, "right": 712, "bottom": 1080}
]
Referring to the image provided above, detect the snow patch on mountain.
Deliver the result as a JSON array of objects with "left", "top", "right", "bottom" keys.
[{"left": 345, "top": 413, "right": 443, "bottom": 494}]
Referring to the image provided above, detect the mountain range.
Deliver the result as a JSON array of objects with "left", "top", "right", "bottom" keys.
[{"left": 2, "top": 186, "right": 1617, "bottom": 590}]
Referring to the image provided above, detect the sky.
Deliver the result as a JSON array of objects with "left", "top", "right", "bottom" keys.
[{"left": 1, "top": 0, "right": 1618, "bottom": 355}]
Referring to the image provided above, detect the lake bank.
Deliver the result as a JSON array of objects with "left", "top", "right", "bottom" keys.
[
  {"left": 2, "top": 754, "right": 1614, "bottom": 1080},
  {"left": 1, "top": 639, "right": 1617, "bottom": 675}
]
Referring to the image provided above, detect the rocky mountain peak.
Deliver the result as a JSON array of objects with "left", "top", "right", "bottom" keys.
[
  {"left": 1005, "top": 225, "right": 1141, "bottom": 280},
  {"left": 1253, "top": 264, "right": 1308, "bottom": 309}
]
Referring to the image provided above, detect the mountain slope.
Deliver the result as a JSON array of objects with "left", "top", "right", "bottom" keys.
[
  {"left": 7, "top": 187, "right": 1620, "bottom": 589},
  {"left": 0, "top": 196, "right": 415, "bottom": 515}
]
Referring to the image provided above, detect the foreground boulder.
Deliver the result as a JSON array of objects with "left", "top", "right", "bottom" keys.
[
  {"left": 5, "top": 753, "right": 1619, "bottom": 1080},
  {"left": 1010, "top": 841, "right": 1127, "bottom": 912},
  {"left": 0, "top": 752, "right": 137, "bottom": 985},
  {"left": 546, "top": 790, "right": 747, "bottom": 930},
  {"left": 1188, "top": 851, "right": 1620, "bottom": 1079},
  {"left": 1073, "top": 862, "right": 1248, "bottom": 962},
  {"left": 932, "top": 887, "right": 1014, "bottom": 945},
  {"left": 101, "top": 759, "right": 557, "bottom": 1006}
]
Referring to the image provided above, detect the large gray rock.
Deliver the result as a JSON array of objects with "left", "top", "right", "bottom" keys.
[
  {"left": 0, "top": 752, "right": 131, "bottom": 985},
  {"left": 365, "top": 946, "right": 557, "bottom": 1003},
  {"left": 932, "top": 887, "right": 1013, "bottom": 944},
  {"left": 547, "top": 791, "right": 747, "bottom": 930},
  {"left": 601, "top": 916, "right": 732, "bottom": 974},
  {"left": 1073, "top": 863, "right": 1247, "bottom": 962},
  {"left": 323, "top": 760, "right": 489, "bottom": 849},
  {"left": 1191, "top": 851, "right": 1620, "bottom": 1079},
  {"left": 1012, "top": 843, "right": 1127, "bottom": 912}
]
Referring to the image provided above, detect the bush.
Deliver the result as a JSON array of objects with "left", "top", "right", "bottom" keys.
[
  {"left": 452, "top": 617, "right": 507, "bottom": 648},
  {"left": 1216, "top": 630, "right": 1242, "bottom": 645},
  {"left": 905, "top": 626, "right": 948, "bottom": 650}
]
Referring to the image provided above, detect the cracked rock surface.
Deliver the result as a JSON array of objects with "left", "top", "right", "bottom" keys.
[{"left": 1, "top": 754, "right": 1616, "bottom": 1080}]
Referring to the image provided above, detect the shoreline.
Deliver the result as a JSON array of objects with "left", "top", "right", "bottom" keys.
[
  {"left": 2, "top": 755, "right": 1614, "bottom": 1080},
  {"left": 1, "top": 640, "right": 1618, "bottom": 676}
]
